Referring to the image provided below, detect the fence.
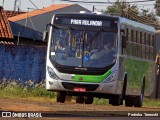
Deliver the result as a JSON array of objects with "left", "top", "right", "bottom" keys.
[
  {"left": 0, "top": 43, "right": 159, "bottom": 98},
  {"left": 0, "top": 44, "right": 47, "bottom": 83}
]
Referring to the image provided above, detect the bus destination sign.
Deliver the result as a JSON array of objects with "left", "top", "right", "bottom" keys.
[
  {"left": 55, "top": 17, "right": 113, "bottom": 27},
  {"left": 70, "top": 19, "right": 102, "bottom": 26}
]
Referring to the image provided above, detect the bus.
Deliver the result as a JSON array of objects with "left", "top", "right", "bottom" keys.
[{"left": 44, "top": 11, "right": 156, "bottom": 107}]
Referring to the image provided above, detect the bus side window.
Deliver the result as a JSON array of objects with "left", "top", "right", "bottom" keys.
[
  {"left": 137, "top": 31, "right": 141, "bottom": 58},
  {"left": 127, "top": 28, "right": 132, "bottom": 55}
]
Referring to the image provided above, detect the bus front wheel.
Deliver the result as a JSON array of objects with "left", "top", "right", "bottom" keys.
[
  {"left": 76, "top": 96, "right": 84, "bottom": 104},
  {"left": 109, "top": 95, "right": 122, "bottom": 106},
  {"left": 84, "top": 97, "right": 93, "bottom": 104},
  {"left": 56, "top": 91, "right": 66, "bottom": 103}
]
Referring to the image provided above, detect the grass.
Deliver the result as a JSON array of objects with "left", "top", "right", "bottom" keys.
[
  {"left": 93, "top": 98, "right": 109, "bottom": 105},
  {"left": 143, "top": 98, "right": 160, "bottom": 107},
  {"left": 0, "top": 86, "right": 55, "bottom": 98},
  {"left": 0, "top": 79, "right": 55, "bottom": 99},
  {"left": 0, "top": 79, "right": 160, "bottom": 107}
]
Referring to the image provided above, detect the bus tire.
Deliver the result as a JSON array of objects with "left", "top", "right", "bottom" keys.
[
  {"left": 134, "top": 77, "right": 145, "bottom": 107},
  {"left": 110, "top": 95, "right": 121, "bottom": 106},
  {"left": 121, "top": 74, "right": 127, "bottom": 105},
  {"left": 57, "top": 91, "right": 66, "bottom": 103},
  {"left": 133, "top": 95, "right": 142, "bottom": 107},
  {"left": 85, "top": 97, "right": 93, "bottom": 104},
  {"left": 125, "top": 96, "right": 134, "bottom": 107},
  {"left": 76, "top": 96, "right": 84, "bottom": 104}
]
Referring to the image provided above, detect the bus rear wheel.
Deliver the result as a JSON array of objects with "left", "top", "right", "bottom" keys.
[
  {"left": 84, "top": 97, "right": 93, "bottom": 104},
  {"left": 56, "top": 91, "right": 66, "bottom": 103},
  {"left": 125, "top": 96, "right": 134, "bottom": 107},
  {"left": 134, "top": 78, "right": 145, "bottom": 107},
  {"left": 134, "top": 95, "right": 143, "bottom": 107},
  {"left": 76, "top": 96, "right": 84, "bottom": 104}
]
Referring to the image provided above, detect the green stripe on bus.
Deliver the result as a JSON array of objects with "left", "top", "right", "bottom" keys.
[{"left": 74, "top": 69, "right": 112, "bottom": 83}]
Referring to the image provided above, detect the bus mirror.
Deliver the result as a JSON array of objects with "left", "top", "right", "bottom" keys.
[
  {"left": 43, "top": 30, "right": 48, "bottom": 41},
  {"left": 122, "top": 36, "right": 127, "bottom": 48},
  {"left": 43, "top": 23, "right": 51, "bottom": 41}
]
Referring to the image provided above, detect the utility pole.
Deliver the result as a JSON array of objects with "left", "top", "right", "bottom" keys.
[
  {"left": 14, "top": 0, "right": 21, "bottom": 11},
  {"left": 2, "top": 0, "right": 4, "bottom": 7},
  {"left": 14, "top": 0, "right": 17, "bottom": 11},
  {"left": 92, "top": 6, "right": 95, "bottom": 12}
]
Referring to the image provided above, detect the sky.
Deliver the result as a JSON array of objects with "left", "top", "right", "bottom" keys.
[{"left": 0, "top": 0, "right": 156, "bottom": 12}]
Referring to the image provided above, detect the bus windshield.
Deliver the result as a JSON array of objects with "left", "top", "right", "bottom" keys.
[{"left": 50, "top": 28, "right": 117, "bottom": 68}]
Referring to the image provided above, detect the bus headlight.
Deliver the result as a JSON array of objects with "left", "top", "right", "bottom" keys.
[
  {"left": 47, "top": 66, "right": 59, "bottom": 80},
  {"left": 103, "top": 71, "right": 117, "bottom": 83}
]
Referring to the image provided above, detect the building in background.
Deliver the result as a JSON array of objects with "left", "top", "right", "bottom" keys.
[
  {"left": 0, "top": 4, "right": 90, "bottom": 83},
  {"left": 0, "top": 6, "right": 13, "bottom": 43},
  {"left": 8, "top": 4, "right": 90, "bottom": 44}
]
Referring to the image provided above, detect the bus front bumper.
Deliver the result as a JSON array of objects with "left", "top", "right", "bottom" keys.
[{"left": 46, "top": 75, "right": 118, "bottom": 94}]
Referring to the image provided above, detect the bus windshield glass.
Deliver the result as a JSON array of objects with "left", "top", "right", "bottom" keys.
[{"left": 50, "top": 28, "right": 117, "bottom": 68}]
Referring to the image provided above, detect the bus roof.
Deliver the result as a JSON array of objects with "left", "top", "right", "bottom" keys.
[
  {"left": 53, "top": 12, "right": 119, "bottom": 20},
  {"left": 53, "top": 12, "right": 155, "bottom": 33},
  {"left": 119, "top": 17, "right": 155, "bottom": 32}
]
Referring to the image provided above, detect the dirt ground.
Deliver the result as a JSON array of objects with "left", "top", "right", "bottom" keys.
[
  {"left": 0, "top": 97, "right": 160, "bottom": 112},
  {"left": 0, "top": 97, "right": 160, "bottom": 120}
]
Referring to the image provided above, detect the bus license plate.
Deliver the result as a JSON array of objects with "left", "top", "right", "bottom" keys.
[{"left": 74, "top": 87, "right": 86, "bottom": 92}]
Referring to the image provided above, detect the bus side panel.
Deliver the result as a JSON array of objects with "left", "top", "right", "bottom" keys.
[
  {"left": 116, "top": 56, "right": 126, "bottom": 95},
  {"left": 125, "top": 57, "right": 156, "bottom": 96}
]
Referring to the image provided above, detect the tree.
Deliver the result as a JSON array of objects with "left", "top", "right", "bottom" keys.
[
  {"left": 155, "top": 0, "right": 160, "bottom": 16},
  {"left": 105, "top": 0, "right": 159, "bottom": 29},
  {"left": 141, "top": 9, "right": 157, "bottom": 22},
  {"left": 106, "top": 0, "right": 139, "bottom": 17},
  {"left": 106, "top": 0, "right": 123, "bottom": 15}
]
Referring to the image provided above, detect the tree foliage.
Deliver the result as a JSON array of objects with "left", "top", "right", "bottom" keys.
[
  {"left": 106, "top": 0, "right": 138, "bottom": 16},
  {"left": 155, "top": 0, "right": 160, "bottom": 16},
  {"left": 105, "top": 0, "right": 157, "bottom": 22}
]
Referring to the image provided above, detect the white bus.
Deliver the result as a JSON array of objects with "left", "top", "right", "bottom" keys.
[{"left": 44, "top": 12, "right": 156, "bottom": 107}]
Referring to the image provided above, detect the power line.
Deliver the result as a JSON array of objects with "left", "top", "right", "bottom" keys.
[
  {"left": 107, "top": 0, "right": 113, "bottom": 5},
  {"left": 28, "top": 0, "right": 39, "bottom": 9},
  {"left": 60, "top": 0, "right": 155, "bottom": 4},
  {"left": 136, "top": 4, "right": 155, "bottom": 6},
  {"left": 123, "top": 7, "right": 160, "bottom": 29}
]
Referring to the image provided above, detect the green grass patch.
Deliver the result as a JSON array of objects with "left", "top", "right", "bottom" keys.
[
  {"left": 0, "top": 86, "right": 55, "bottom": 99},
  {"left": 93, "top": 98, "right": 109, "bottom": 105},
  {"left": 143, "top": 98, "right": 160, "bottom": 107},
  {"left": 0, "top": 79, "right": 55, "bottom": 99}
]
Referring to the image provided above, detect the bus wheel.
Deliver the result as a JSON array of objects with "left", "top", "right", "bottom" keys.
[
  {"left": 84, "top": 97, "right": 93, "bottom": 104},
  {"left": 76, "top": 96, "right": 84, "bottom": 104},
  {"left": 121, "top": 74, "right": 127, "bottom": 105},
  {"left": 57, "top": 91, "right": 66, "bottom": 103},
  {"left": 125, "top": 96, "right": 133, "bottom": 107},
  {"left": 134, "top": 95, "right": 143, "bottom": 107},
  {"left": 134, "top": 78, "right": 145, "bottom": 107},
  {"left": 109, "top": 95, "right": 121, "bottom": 106}
]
